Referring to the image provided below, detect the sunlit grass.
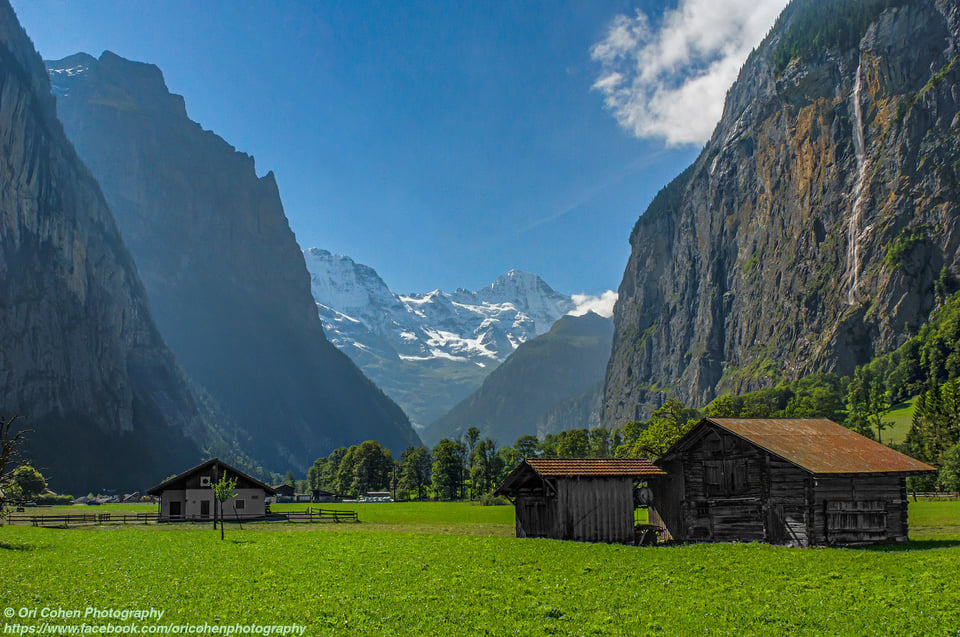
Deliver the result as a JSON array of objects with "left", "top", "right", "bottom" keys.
[{"left": 1, "top": 502, "right": 958, "bottom": 635}]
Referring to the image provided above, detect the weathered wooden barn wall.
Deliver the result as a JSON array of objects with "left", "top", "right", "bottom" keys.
[
  {"left": 809, "top": 475, "right": 908, "bottom": 545},
  {"left": 497, "top": 459, "right": 667, "bottom": 543},
  {"left": 515, "top": 492, "right": 556, "bottom": 539},
  {"left": 763, "top": 456, "right": 810, "bottom": 546},
  {"left": 555, "top": 477, "right": 634, "bottom": 543}
]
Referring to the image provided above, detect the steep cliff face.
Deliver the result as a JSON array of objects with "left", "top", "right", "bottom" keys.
[
  {"left": 0, "top": 2, "right": 202, "bottom": 490},
  {"left": 48, "top": 51, "right": 420, "bottom": 470},
  {"left": 603, "top": 0, "right": 960, "bottom": 427}
]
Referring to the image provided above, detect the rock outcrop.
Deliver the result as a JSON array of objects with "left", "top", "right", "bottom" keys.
[
  {"left": 603, "top": 0, "right": 960, "bottom": 427},
  {"left": 0, "top": 2, "right": 202, "bottom": 491},
  {"left": 48, "top": 51, "right": 421, "bottom": 471}
]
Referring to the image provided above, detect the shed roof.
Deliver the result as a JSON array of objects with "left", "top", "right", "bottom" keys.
[
  {"left": 495, "top": 458, "right": 665, "bottom": 497},
  {"left": 147, "top": 458, "right": 276, "bottom": 495},
  {"left": 661, "top": 418, "right": 936, "bottom": 476},
  {"left": 525, "top": 458, "right": 667, "bottom": 477}
]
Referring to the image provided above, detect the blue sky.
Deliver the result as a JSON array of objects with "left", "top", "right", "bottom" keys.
[{"left": 11, "top": 0, "right": 786, "bottom": 299}]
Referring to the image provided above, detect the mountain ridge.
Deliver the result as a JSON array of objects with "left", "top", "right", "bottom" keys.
[
  {"left": 0, "top": 3, "right": 204, "bottom": 492},
  {"left": 425, "top": 311, "right": 614, "bottom": 446},
  {"left": 48, "top": 51, "right": 421, "bottom": 472},
  {"left": 304, "top": 247, "right": 588, "bottom": 428}
]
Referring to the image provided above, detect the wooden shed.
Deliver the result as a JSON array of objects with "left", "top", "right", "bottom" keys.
[
  {"left": 494, "top": 458, "right": 666, "bottom": 543},
  {"left": 148, "top": 458, "right": 276, "bottom": 521},
  {"left": 649, "top": 418, "right": 937, "bottom": 546}
]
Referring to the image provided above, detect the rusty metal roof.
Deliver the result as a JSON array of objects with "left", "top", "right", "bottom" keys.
[
  {"left": 699, "top": 418, "right": 937, "bottom": 475},
  {"left": 526, "top": 458, "right": 667, "bottom": 477}
]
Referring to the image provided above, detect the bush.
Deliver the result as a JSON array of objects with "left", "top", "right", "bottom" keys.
[
  {"left": 36, "top": 493, "right": 74, "bottom": 506},
  {"left": 479, "top": 493, "right": 511, "bottom": 506}
]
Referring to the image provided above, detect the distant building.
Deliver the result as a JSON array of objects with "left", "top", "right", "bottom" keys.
[
  {"left": 273, "top": 484, "right": 295, "bottom": 501},
  {"left": 494, "top": 458, "right": 667, "bottom": 543},
  {"left": 148, "top": 458, "right": 276, "bottom": 521},
  {"left": 650, "top": 418, "right": 937, "bottom": 546},
  {"left": 312, "top": 489, "right": 338, "bottom": 502}
]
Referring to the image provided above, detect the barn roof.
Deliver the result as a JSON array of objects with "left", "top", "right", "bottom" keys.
[
  {"left": 147, "top": 457, "right": 276, "bottom": 495},
  {"left": 660, "top": 418, "right": 936, "bottom": 476}
]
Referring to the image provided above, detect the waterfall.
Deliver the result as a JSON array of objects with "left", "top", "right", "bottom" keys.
[{"left": 846, "top": 58, "right": 869, "bottom": 305}]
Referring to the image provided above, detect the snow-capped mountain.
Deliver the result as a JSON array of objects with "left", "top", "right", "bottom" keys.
[{"left": 304, "top": 247, "right": 577, "bottom": 429}]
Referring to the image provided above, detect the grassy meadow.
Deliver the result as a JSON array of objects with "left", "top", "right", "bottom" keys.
[{"left": 0, "top": 502, "right": 958, "bottom": 636}]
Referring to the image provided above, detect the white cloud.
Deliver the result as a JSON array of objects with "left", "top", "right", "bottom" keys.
[
  {"left": 569, "top": 290, "right": 618, "bottom": 318},
  {"left": 591, "top": 0, "right": 788, "bottom": 146}
]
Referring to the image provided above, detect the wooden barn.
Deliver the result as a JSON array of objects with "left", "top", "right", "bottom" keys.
[
  {"left": 494, "top": 458, "right": 666, "bottom": 543},
  {"left": 148, "top": 458, "right": 276, "bottom": 521},
  {"left": 649, "top": 418, "right": 937, "bottom": 546}
]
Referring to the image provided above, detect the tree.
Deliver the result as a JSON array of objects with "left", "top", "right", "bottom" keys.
[
  {"left": 469, "top": 438, "right": 500, "bottom": 497},
  {"left": 708, "top": 395, "right": 739, "bottom": 418},
  {"left": 11, "top": 465, "right": 45, "bottom": 501},
  {"left": 350, "top": 441, "right": 394, "bottom": 495},
  {"left": 210, "top": 473, "right": 238, "bottom": 540},
  {"left": 587, "top": 428, "right": 611, "bottom": 458},
  {"left": 497, "top": 446, "right": 521, "bottom": 479},
  {"left": 431, "top": 438, "right": 466, "bottom": 501},
  {"left": 845, "top": 365, "right": 892, "bottom": 441},
  {"left": 0, "top": 415, "right": 28, "bottom": 514},
  {"left": 336, "top": 447, "right": 359, "bottom": 496},
  {"left": 556, "top": 429, "right": 590, "bottom": 458},
  {"left": 939, "top": 443, "right": 960, "bottom": 491},
  {"left": 514, "top": 435, "right": 538, "bottom": 459},
  {"left": 616, "top": 398, "right": 698, "bottom": 458},
  {"left": 465, "top": 427, "right": 481, "bottom": 454},
  {"left": 907, "top": 375, "right": 960, "bottom": 466},
  {"left": 283, "top": 470, "right": 296, "bottom": 489},
  {"left": 399, "top": 446, "right": 432, "bottom": 501}
]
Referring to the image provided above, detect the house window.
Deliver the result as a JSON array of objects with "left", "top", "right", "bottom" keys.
[
  {"left": 235, "top": 499, "right": 245, "bottom": 510},
  {"left": 703, "top": 459, "right": 749, "bottom": 496}
]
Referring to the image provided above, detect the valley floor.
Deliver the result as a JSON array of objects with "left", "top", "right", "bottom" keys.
[{"left": 0, "top": 501, "right": 958, "bottom": 636}]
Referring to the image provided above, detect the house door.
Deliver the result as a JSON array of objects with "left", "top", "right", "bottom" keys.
[
  {"left": 201, "top": 500, "right": 211, "bottom": 518},
  {"left": 169, "top": 501, "right": 182, "bottom": 518}
]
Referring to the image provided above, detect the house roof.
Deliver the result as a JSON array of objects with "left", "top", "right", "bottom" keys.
[
  {"left": 661, "top": 418, "right": 937, "bottom": 476},
  {"left": 147, "top": 458, "right": 277, "bottom": 495},
  {"left": 495, "top": 458, "right": 665, "bottom": 497}
]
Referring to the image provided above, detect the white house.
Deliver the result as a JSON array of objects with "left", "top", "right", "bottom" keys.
[{"left": 148, "top": 458, "right": 276, "bottom": 521}]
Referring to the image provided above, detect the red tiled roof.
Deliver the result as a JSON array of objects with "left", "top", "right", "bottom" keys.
[
  {"left": 702, "top": 418, "right": 937, "bottom": 475},
  {"left": 526, "top": 458, "right": 667, "bottom": 477}
]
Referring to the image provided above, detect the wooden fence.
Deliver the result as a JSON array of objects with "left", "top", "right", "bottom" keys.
[
  {"left": 7, "top": 512, "right": 158, "bottom": 527},
  {"left": 286, "top": 507, "right": 358, "bottom": 523}
]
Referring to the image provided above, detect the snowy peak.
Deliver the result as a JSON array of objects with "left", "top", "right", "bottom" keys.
[
  {"left": 303, "top": 248, "right": 577, "bottom": 366},
  {"left": 301, "top": 248, "right": 615, "bottom": 431}
]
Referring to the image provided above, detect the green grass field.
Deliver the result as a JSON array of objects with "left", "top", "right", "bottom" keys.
[
  {"left": 884, "top": 398, "right": 918, "bottom": 444},
  {"left": 1, "top": 502, "right": 959, "bottom": 636}
]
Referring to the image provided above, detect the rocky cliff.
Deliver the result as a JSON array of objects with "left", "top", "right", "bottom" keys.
[
  {"left": 603, "top": 0, "right": 960, "bottom": 427},
  {"left": 48, "top": 51, "right": 420, "bottom": 470},
  {"left": 0, "top": 2, "right": 203, "bottom": 491}
]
